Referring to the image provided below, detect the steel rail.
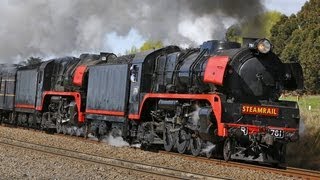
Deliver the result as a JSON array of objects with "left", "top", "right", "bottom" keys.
[{"left": 0, "top": 136, "right": 222, "bottom": 180}]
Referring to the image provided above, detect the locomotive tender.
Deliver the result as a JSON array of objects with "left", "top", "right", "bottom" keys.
[{"left": 0, "top": 39, "right": 303, "bottom": 166}]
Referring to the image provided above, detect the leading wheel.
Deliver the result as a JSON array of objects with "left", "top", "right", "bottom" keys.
[
  {"left": 76, "top": 127, "right": 83, "bottom": 137},
  {"left": 62, "top": 125, "right": 68, "bottom": 135},
  {"left": 163, "top": 127, "right": 175, "bottom": 152},
  {"left": 205, "top": 141, "right": 215, "bottom": 158},
  {"left": 176, "top": 129, "right": 190, "bottom": 154},
  {"left": 84, "top": 123, "right": 90, "bottom": 138},
  {"left": 56, "top": 122, "right": 62, "bottom": 134},
  {"left": 70, "top": 126, "right": 76, "bottom": 136},
  {"left": 223, "top": 138, "right": 232, "bottom": 161},
  {"left": 190, "top": 136, "right": 203, "bottom": 156}
]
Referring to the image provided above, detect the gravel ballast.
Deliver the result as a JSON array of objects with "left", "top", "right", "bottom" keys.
[
  {"left": 0, "top": 126, "right": 293, "bottom": 179},
  {"left": 0, "top": 141, "right": 167, "bottom": 179}
]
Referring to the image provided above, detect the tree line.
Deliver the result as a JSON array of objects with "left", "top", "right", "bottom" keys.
[{"left": 270, "top": 0, "right": 320, "bottom": 94}]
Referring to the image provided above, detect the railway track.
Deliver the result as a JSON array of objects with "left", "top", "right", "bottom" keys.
[
  {"left": 159, "top": 151, "right": 320, "bottom": 179},
  {"left": 0, "top": 136, "right": 222, "bottom": 180},
  {"left": 1, "top": 125, "right": 319, "bottom": 179}
]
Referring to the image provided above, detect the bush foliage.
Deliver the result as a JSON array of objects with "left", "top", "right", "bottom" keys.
[{"left": 270, "top": 0, "right": 320, "bottom": 93}]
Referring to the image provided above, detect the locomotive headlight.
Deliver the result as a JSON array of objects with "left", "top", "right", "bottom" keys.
[{"left": 257, "top": 39, "right": 271, "bottom": 54}]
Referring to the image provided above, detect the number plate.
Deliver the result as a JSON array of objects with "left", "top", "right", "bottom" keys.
[{"left": 269, "top": 129, "right": 284, "bottom": 138}]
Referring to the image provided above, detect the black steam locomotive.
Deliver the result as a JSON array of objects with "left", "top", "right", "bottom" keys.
[{"left": 0, "top": 38, "right": 303, "bottom": 166}]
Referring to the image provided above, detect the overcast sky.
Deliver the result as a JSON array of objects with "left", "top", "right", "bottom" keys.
[{"left": 264, "top": 0, "right": 307, "bottom": 15}]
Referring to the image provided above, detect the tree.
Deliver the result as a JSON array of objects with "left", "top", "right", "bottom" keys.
[
  {"left": 262, "top": 11, "right": 282, "bottom": 38},
  {"left": 225, "top": 25, "right": 242, "bottom": 42},
  {"left": 226, "top": 11, "right": 282, "bottom": 42},
  {"left": 270, "top": 14, "right": 299, "bottom": 55},
  {"left": 270, "top": 0, "right": 320, "bottom": 93},
  {"left": 125, "top": 40, "right": 164, "bottom": 55},
  {"left": 19, "top": 56, "right": 42, "bottom": 66},
  {"left": 139, "top": 40, "right": 163, "bottom": 52},
  {"left": 125, "top": 46, "right": 139, "bottom": 55}
]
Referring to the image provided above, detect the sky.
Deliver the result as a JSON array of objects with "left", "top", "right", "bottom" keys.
[
  {"left": 107, "top": 0, "right": 308, "bottom": 55},
  {"left": 0, "top": 0, "right": 309, "bottom": 62},
  {"left": 264, "top": 0, "right": 307, "bottom": 16}
]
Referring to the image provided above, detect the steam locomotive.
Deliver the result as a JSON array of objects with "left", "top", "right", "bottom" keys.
[{"left": 0, "top": 38, "right": 303, "bottom": 166}]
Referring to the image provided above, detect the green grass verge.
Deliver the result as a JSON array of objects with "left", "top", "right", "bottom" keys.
[
  {"left": 280, "top": 95, "right": 320, "bottom": 111},
  {"left": 281, "top": 95, "right": 320, "bottom": 170}
]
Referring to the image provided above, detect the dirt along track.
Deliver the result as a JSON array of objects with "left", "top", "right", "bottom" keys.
[
  {"left": 55, "top": 131, "right": 320, "bottom": 179},
  {"left": 0, "top": 136, "right": 221, "bottom": 180},
  {"left": 159, "top": 151, "right": 320, "bottom": 179},
  {"left": 55, "top": 128, "right": 320, "bottom": 179},
  {"left": 0, "top": 125, "right": 311, "bottom": 179}
]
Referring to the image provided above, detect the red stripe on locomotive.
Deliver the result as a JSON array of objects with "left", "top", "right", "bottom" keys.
[
  {"left": 15, "top": 104, "right": 35, "bottom": 109},
  {"left": 86, "top": 109, "right": 125, "bottom": 116}
]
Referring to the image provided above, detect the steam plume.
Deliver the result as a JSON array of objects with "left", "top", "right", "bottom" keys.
[
  {"left": 101, "top": 134, "right": 130, "bottom": 147},
  {"left": 0, "top": 0, "right": 264, "bottom": 62}
]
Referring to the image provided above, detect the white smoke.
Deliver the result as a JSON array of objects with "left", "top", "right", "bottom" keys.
[
  {"left": 190, "top": 104, "right": 201, "bottom": 125},
  {"left": 201, "top": 143, "right": 216, "bottom": 154},
  {"left": 101, "top": 134, "right": 130, "bottom": 147},
  {"left": 130, "top": 143, "right": 142, "bottom": 149},
  {"left": 88, "top": 133, "right": 130, "bottom": 147},
  {"left": 178, "top": 15, "right": 226, "bottom": 45},
  {"left": 87, "top": 133, "right": 99, "bottom": 141},
  {"left": 76, "top": 15, "right": 105, "bottom": 52},
  {"left": 0, "top": 0, "right": 265, "bottom": 62}
]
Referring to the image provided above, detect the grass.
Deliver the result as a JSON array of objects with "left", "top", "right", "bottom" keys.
[
  {"left": 281, "top": 95, "right": 320, "bottom": 170},
  {"left": 281, "top": 95, "right": 320, "bottom": 112}
]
